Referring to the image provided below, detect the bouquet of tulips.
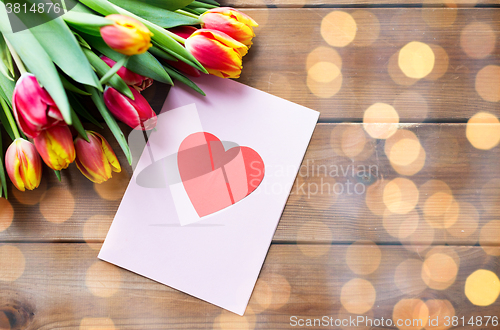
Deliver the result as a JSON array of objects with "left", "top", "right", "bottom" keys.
[{"left": 0, "top": 0, "right": 258, "bottom": 197}]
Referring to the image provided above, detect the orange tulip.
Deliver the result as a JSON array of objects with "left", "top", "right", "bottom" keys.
[
  {"left": 74, "top": 131, "right": 121, "bottom": 184},
  {"left": 5, "top": 139, "right": 42, "bottom": 191},
  {"left": 34, "top": 126, "right": 76, "bottom": 171},
  {"left": 201, "top": 7, "right": 258, "bottom": 47},
  {"left": 100, "top": 14, "right": 153, "bottom": 56},
  {"left": 185, "top": 29, "right": 248, "bottom": 79}
]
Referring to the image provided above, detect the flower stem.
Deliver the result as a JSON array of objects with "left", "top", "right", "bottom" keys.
[
  {"left": 0, "top": 96, "right": 20, "bottom": 139},
  {"left": 175, "top": 9, "right": 200, "bottom": 19},
  {"left": 4, "top": 37, "right": 27, "bottom": 75},
  {"left": 99, "top": 55, "right": 129, "bottom": 85},
  {"left": 163, "top": 29, "right": 186, "bottom": 45}
]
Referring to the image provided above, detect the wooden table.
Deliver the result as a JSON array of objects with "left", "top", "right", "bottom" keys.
[{"left": 1, "top": 0, "right": 500, "bottom": 329}]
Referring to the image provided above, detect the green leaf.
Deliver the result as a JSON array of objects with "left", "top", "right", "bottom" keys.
[
  {"left": 63, "top": 10, "right": 113, "bottom": 36},
  {"left": 107, "top": 0, "right": 200, "bottom": 28},
  {"left": 82, "top": 47, "right": 134, "bottom": 99},
  {"left": 70, "top": 106, "right": 89, "bottom": 142},
  {"left": 73, "top": 32, "right": 92, "bottom": 50},
  {"left": 0, "top": 33, "right": 14, "bottom": 81},
  {"left": 196, "top": 0, "right": 220, "bottom": 6},
  {"left": 84, "top": 34, "right": 173, "bottom": 85},
  {"left": 68, "top": 92, "right": 103, "bottom": 128},
  {"left": 0, "top": 69, "right": 15, "bottom": 108},
  {"left": 29, "top": 16, "right": 101, "bottom": 90},
  {"left": 60, "top": 73, "right": 92, "bottom": 95},
  {"left": 0, "top": 127, "right": 7, "bottom": 199},
  {"left": 54, "top": 170, "right": 61, "bottom": 181},
  {"left": 149, "top": 46, "right": 177, "bottom": 62},
  {"left": 116, "top": 0, "right": 194, "bottom": 11},
  {"left": 188, "top": 1, "right": 217, "bottom": 9},
  {"left": 163, "top": 64, "right": 205, "bottom": 96},
  {"left": 86, "top": 86, "right": 132, "bottom": 165},
  {"left": 0, "top": 3, "right": 72, "bottom": 125},
  {"left": 0, "top": 96, "right": 14, "bottom": 141},
  {"left": 77, "top": 0, "right": 119, "bottom": 16}
]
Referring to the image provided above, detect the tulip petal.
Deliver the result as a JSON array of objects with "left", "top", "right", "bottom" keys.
[
  {"left": 5, "top": 139, "right": 42, "bottom": 191},
  {"left": 94, "top": 132, "right": 121, "bottom": 174}
]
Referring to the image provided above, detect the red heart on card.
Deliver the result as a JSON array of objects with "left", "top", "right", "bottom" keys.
[{"left": 178, "top": 132, "right": 265, "bottom": 217}]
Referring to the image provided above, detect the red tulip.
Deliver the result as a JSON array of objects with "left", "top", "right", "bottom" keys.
[
  {"left": 100, "top": 14, "right": 153, "bottom": 56},
  {"left": 74, "top": 131, "right": 121, "bottom": 184},
  {"left": 34, "top": 126, "right": 76, "bottom": 171},
  {"left": 103, "top": 86, "right": 157, "bottom": 130},
  {"left": 185, "top": 29, "right": 248, "bottom": 79},
  {"left": 100, "top": 55, "right": 153, "bottom": 91},
  {"left": 201, "top": 7, "right": 258, "bottom": 47},
  {"left": 5, "top": 138, "right": 42, "bottom": 191},
  {"left": 13, "top": 73, "right": 65, "bottom": 138}
]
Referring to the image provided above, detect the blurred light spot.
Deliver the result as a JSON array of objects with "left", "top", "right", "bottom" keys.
[
  {"left": 85, "top": 261, "right": 121, "bottom": 297},
  {"left": 466, "top": 112, "right": 500, "bottom": 150},
  {"left": 419, "top": 180, "right": 451, "bottom": 207},
  {"left": 481, "top": 178, "right": 500, "bottom": 214},
  {"left": 341, "top": 126, "right": 367, "bottom": 158},
  {"left": 426, "top": 45, "right": 449, "bottom": 81},
  {"left": 309, "top": 62, "right": 341, "bottom": 83},
  {"left": 465, "top": 269, "right": 500, "bottom": 306},
  {"left": 256, "top": 72, "right": 293, "bottom": 101},
  {"left": 346, "top": 241, "right": 381, "bottom": 275},
  {"left": 40, "top": 187, "right": 75, "bottom": 223},
  {"left": 0, "top": 199, "right": 14, "bottom": 232},
  {"left": 264, "top": 273, "right": 291, "bottom": 310},
  {"left": 480, "top": 220, "right": 500, "bottom": 256},
  {"left": 422, "top": 0, "right": 457, "bottom": 28},
  {"left": 398, "top": 42, "right": 435, "bottom": 79},
  {"left": 394, "top": 259, "right": 426, "bottom": 295},
  {"left": 425, "top": 299, "right": 455, "bottom": 330},
  {"left": 0, "top": 245, "right": 25, "bottom": 282},
  {"left": 385, "top": 130, "right": 422, "bottom": 168},
  {"left": 392, "top": 299, "right": 429, "bottom": 330},
  {"left": 341, "top": 278, "right": 376, "bottom": 314},
  {"left": 383, "top": 178, "right": 419, "bottom": 214},
  {"left": 421, "top": 253, "right": 458, "bottom": 290},
  {"left": 403, "top": 219, "right": 435, "bottom": 253},
  {"left": 460, "top": 22, "right": 496, "bottom": 59},
  {"left": 249, "top": 279, "right": 272, "bottom": 314},
  {"left": 351, "top": 10, "right": 380, "bottom": 47},
  {"left": 393, "top": 91, "right": 428, "bottom": 122},
  {"left": 83, "top": 215, "right": 113, "bottom": 251},
  {"left": 321, "top": 11, "right": 357, "bottom": 47},
  {"left": 388, "top": 52, "right": 418, "bottom": 86},
  {"left": 363, "top": 103, "right": 399, "bottom": 139},
  {"left": 306, "top": 46, "right": 342, "bottom": 71},
  {"left": 12, "top": 177, "right": 47, "bottom": 205},
  {"left": 297, "top": 221, "right": 332, "bottom": 256},
  {"left": 337, "top": 307, "right": 374, "bottom": 330},
  {"left": 475, "top": 65, "right": 500, "bottom": 103},
  {"left": 383, "top": 209, "right": 419, "bottom": 239},
  {"left": 94, "top": 170, "right": 130, "bottom": 201},
  {"left": 214, "top": 307, "right": 255, "bottom": 330},
  {"left": 366, "top": 180, "right": 389, "bottom": 216},
  {"left": 307, "top": 70, "right": 343, "bottom": 98},
  {"left": 79, "top": 318, "right": 116, "bottom": 330},
  {"left": 423, "top": 192, "right": 458, "bottom": 229},
  {"left": 391, "top": 147, "right": 426, "bottom": 177},
  {"left": 446, "top": 201, "right": 478, "bottom": 240}
]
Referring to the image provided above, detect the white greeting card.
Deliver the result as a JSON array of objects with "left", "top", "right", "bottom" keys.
[{"left": 98, "top": 75, "right": 319, "bottom": 315}]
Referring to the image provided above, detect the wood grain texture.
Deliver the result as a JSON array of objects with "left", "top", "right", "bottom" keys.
[
  {"left": 220, "top": 0, "right": 497, "bottom": 8},
  {"left": 0, "top": 244, "right": 498, "bottom": 329},
  {"left": 220, "top": 8, "right": 500, "bottom": 122},
  {"left": 2, "top": 123, "right": 499, "bottom": 247}
]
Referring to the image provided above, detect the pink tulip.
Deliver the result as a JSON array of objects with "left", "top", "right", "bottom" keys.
[
  {"left": 74, "top": 131, "right": 121, "bottom": 184},
  {"left": 34, "top": 126, "right": 76, "bottom": 171},
  {"left": 5, "top": 138, "right": 42, "bottom": 191},
  {"left": 100, "top": 14, "right": 153, "bottom": 56},
  {"left": 13, "top": 73, "right": 65, "bottom": 138},
  {"left": 201, "top": 7, "right": 258, "bottom": 47},
  {"left": 100, "top": 55, "right": 153, "bottom": 91},
  {"left": 104, "top": 86, "right": 157, "bottom": 130}
]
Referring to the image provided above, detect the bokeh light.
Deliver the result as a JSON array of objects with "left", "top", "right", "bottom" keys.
[
  {"left": 366, "top": 180, "right": 389, "bottom": 216},
  {"left": 425, "top": 44, "right": 449, "bottom": 81},
  {"left": 214, "top": 307, "right": 255, "bottom": 330},
  {"left": 475, "top": 65, "right": 500, "bottom": 103},
  {"left": 85, "top": 261, "right": 122, "bottom": 297},
  {"left": 306, "top": 46, "right": 342, "bottom": 71},
  {"left": 83, "top": 215, "right": 114, "bottom": 251},
  {"left": 393, "top": 91, "right": 428, "bottom": 122},
  {"left": 0, "top": 245, "right": 26, "bottom": 282},
  {"left": 341, "top": 126, "right": 367, "bottom": 158},
  {"left": 297, "top": 221, "right": 333, "bottom": 257},
  {"left": 307, "top": 65, "right": 343, "bottom": 98},
  {"left": 94, "top": 170, "right": 130, "bottom": 201},
  {"left": 385, "top": 130, "right": 423, "bottom": 170},
  {"left": 248, "top": 278, "right": 272, "bottom": 314},
  {"left": 423, "top": 192, "right": 458, "bottom": 229},
  {"left": 445, "top": 201, "right": 478, "bottom": 241},
  {"left": 421, "top": 252, "right": 458, "bottom": 290},
  {"left": 392, "top": 299, "right": 429, "bottom": 330},
  {"left": 383, "top": 178, "right": 419, "bottom": 214},
  {"left": 350, "top": 10, "right": 380, "bottom": 47},
  {"left": 262, "top": 273, "right": 291, "bottom": 310},
  {"left": 398, "top": 42, "right": 435, "bottom": 79},
  {"left": 422, "top": 0, "right": 457, "bottom": 28},
  {"left": 425, "top": 299, "right": 455, "bottom": 330},
  {"left": 340, "top": 278, "right": 376, "bottom": 314},
  {"left": 481, "top": 178, "right": 500, "bottom": 214},
  {"left": 363, "top": 103, "right": 399, "bottom": 139},
  {"left": 394, "top": 259, "right": 426, "bottom": 295},
  {"left": 321, "top": 11, "right": 357, "bottom": 47},
  {"left": 12, "top": 177, "right": 47, "bottom": 205},
  {"left": 0, "top": 198, "right": 14, "bottom": 232},
  {"left": 383, "top": 209, "right": 419, "bottom": 239},
  {"left": 479, "top": 220, "right": 500, "bottom": 256},
  {"left": 460, "top": 22, "right": 496, "bottom": 59},
  {"left": 466, "top": 112, "right": 500, "bottom": 150},
  {"left": 465, "top": 269, "right": 500, "bottom": 306},
  {"left": 388, "top": 52, "right": 418, "bottom": 86},
  {"left": 345, "top": 241, "right": 381, "bottom": 275},
  {"left": 79, "top": 318, "right": 116, "bottom": 330},
  {"left": 40, "top": 186, "right": 75, "bottom": 223}
]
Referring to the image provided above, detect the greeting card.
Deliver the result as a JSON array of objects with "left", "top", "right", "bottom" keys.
[{"left": 98, "top": 75, "right": 319, "bottom": 315}]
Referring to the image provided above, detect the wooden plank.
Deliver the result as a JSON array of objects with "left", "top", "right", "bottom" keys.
[
  {"left": 0, "top": 244, "right": 498, "bottom": 329},
  {"left": 1, "top": 123, "right": 499, "bottom": 248},
  {"left": 212, "top": 8, "right": 500, "bottom": 121},
  {"left": 221, "top": 0, "right": 498, "bottom": 8}
]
